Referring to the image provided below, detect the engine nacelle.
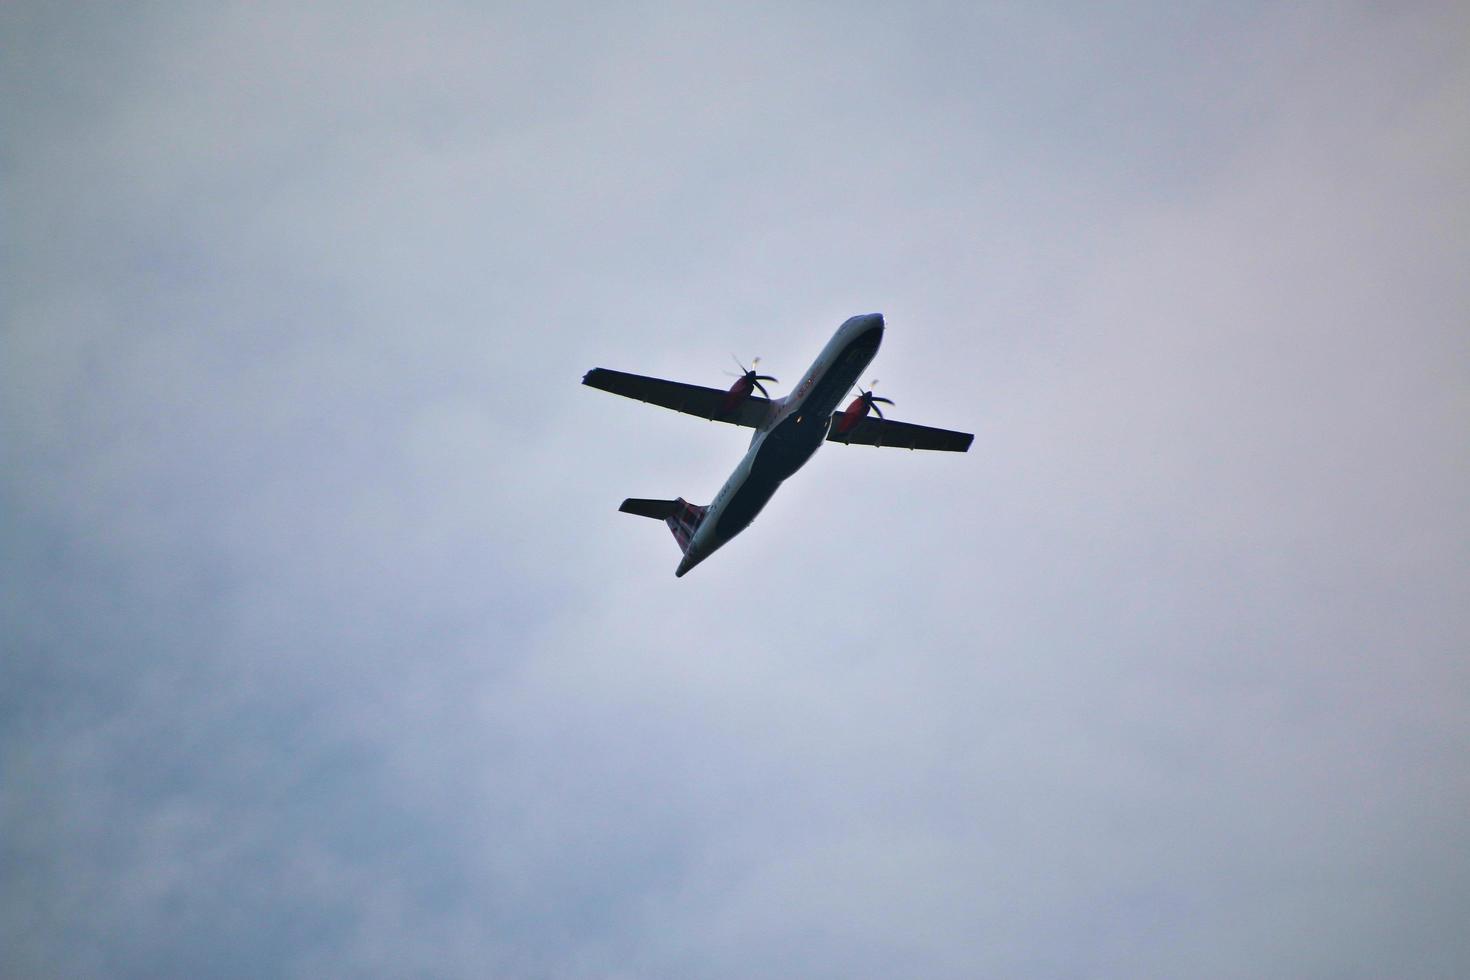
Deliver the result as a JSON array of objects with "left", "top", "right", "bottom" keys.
[
  {"left": 833, "top": 394, "right": 871, "bottom": 435},
  {"left": 720, "top": 374, "right": 757, "bottom": 416}
]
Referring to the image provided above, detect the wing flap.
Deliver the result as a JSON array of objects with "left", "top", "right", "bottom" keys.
[
  {"left": 583, "top": 368, "right": 772, "bottom": 427},
  {"left": 826, "top": 415, "right": 974, "bottom": 452}
]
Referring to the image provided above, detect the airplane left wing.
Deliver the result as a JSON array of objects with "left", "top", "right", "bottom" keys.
[
  {"left": 582, "top": 368, "right": 773, "bottom": 427},
  {"left": 826, "top": 414, "right": 974, "bottom": 452}
]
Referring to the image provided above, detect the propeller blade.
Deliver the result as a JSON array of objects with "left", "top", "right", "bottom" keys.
[
  {"left": 753, "top": 380, "right": 769, "bottom": 398},
  {"left": 872, "top": 403, "right": 885, "bottom": 420},
  {"left": 754, "top": 374, "right": 779, "bottom": 384},
  {"left": 872, "top": 396, "right": 894, "bottom": 406}
]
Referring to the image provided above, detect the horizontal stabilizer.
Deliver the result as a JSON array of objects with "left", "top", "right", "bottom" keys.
[
  {"left": 619, "top": 498, "right": 681, "bottom": 520},
  {"left": 620, "top": 496, "right": 707, "bottom": 555}
]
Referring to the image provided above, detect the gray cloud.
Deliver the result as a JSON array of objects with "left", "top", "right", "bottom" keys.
[{"left": 4, "top": 3, "right": 1467, "bottom": 977}]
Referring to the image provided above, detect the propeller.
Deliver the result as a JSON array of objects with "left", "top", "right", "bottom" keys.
[
  {"left": 856, "top": 378, "right": 894, "bottom": 419},
  {"left": 727, "top": 354, "right": 779, "bottom": 398}
]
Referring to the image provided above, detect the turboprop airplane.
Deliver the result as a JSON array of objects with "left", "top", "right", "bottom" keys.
[{"left": 582, "top": 313, "right": 972, "bottom": 576}]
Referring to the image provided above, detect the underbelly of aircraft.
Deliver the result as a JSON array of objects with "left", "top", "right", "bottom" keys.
[
  {"left": 713, "top": 415, "right": 825, "bottom": 537},
  {"left": 712, "top": 327, "right": 881, "bottom": 540}
]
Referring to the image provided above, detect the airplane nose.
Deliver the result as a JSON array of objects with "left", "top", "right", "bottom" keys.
[{"left": 867, "top": 313, "right": 885, "bottom": 331}]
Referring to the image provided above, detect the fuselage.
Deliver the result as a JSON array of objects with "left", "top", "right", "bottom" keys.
[{"left": 675, "top": 313, "right": 885, "bottom": 576}]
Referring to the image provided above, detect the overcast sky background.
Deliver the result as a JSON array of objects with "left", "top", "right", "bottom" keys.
[{"left": 3, "top": 3, "right": 1468, "bottom": 977}]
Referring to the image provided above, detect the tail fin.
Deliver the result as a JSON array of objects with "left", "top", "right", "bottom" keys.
[{"left": 619, "top": 497, "right": 707, "bottom": 553}]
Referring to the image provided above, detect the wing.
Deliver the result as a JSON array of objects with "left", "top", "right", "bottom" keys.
[
  {"left": 826, "top": 414, "right": 974, "bottom": 452},
  {"left": 582, "top": 368, "right": 773, "bottom": 428}
]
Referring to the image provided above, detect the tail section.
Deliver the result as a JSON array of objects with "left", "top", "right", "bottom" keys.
[{"left": 619, "top": 497, "right": 707, "bottom": 553}]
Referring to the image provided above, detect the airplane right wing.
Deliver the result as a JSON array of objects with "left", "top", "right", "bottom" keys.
[
  {"left": 582, "top": 368, "right": 773, "bottom": 428},
  {"left": 826, "top": 414, "right": 974, "bottom": 452}
]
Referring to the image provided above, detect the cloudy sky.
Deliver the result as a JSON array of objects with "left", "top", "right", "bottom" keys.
[{"left": 3, "top": 3, "right": 1467, "bottom": 977}]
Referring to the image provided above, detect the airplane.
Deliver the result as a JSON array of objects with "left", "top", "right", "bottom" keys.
[{"left": 582, "top": 313, "right": 972, "bottom": 576}]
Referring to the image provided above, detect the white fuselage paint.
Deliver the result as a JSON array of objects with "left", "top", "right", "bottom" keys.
[{"left": 675, "top": 313, "right": 885, "bottom": 576}]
